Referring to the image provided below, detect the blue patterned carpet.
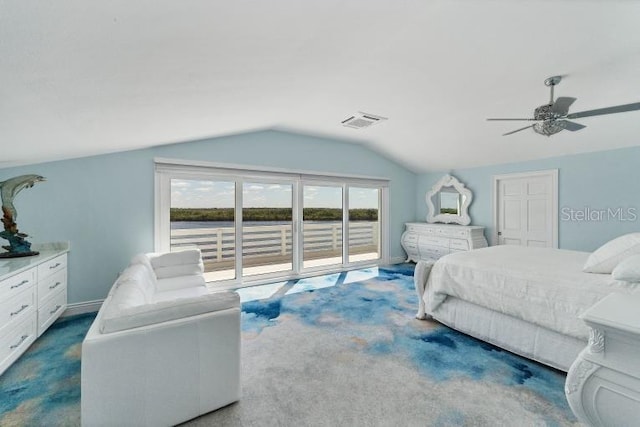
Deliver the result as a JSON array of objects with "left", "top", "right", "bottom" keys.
[{"left": 0, "top": 264, "right": 577, "bottom": 426}]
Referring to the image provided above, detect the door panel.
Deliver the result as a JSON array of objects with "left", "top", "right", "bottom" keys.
[
  {"left": 242, "top": 182, "right": 293, "bottom": 277},
  {"left": 302, "top": 185, "right": 343, "bottom": 269},
  {"left": 348, "top": 187, "right": 381, "bottom": 263},
  {"left": 170, "top": 179, "right": 236, "bottom": 282},
  {"left": 496, "top": 171, "right": 556, "bottom": 248}
]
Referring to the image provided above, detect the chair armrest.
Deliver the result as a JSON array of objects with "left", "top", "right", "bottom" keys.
[{"left": 100, "top": 291, "right": 239, "bottom": 334}]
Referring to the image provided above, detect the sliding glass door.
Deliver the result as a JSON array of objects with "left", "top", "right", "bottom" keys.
[
  {"left": 242, "top": 182, "right": 294, "bottom": 277},
  {"left": 156, "top": 163, "right": 388, "bottom": 287},
  {"left": 169, "top": 178, "right": 236, "bottom": 281},
  {"left": 302, "top": 185, "right": 343, "bottom": 269},
  {"left": 348, "top": 187, "right": 381, "bottom": 263}
]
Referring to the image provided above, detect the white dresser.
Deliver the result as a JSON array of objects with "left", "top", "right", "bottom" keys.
[
  {"left": 0, "top": 242, "right": 69, "bottom": 376},
  {"left": 401, "top": 222, "right": 487, "bottom": 262},
  {"left": 565, "top": 293, "right": 640, "bottom": 427}
]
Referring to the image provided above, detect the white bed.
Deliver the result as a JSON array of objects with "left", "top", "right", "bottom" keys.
[{"left": 414, "top": 245, "right": 639, "bottom": 371}]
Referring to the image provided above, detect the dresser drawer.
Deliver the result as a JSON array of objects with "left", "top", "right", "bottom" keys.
[
  {"left": 38, "top": 289, "right": 66, "bottom": 336},
  {"left": 419, "top": 236, "right": 450, "bottom": 248},
  {"left": 37, "top": 254, "right": 67, "bottom": 281},
  {"left": 0, "top": 286, "right": 36, "bottom": 336},
  {"left": 403, "top": 232, "right": 418, "bottom": 243},
  {"left": 403, "top": 241, "right": 418, "bottom": 251},
  {"left": 450, "top": 239, "right": 469, "bottom": 251},
  {"left": 38, "top": 269, "right": 67, "bottom": 305},
  {"left": 0, "top": 314, "right": 37, "bottom": 375},
  {"left": 437, "top": 228, "right": 469, "bottom": 238},
  {"left": 419, "top": 246, "right": 449, "bottom": 260},
  {"left": 0, "top": 269, "right": 36, "bottom": 300}
]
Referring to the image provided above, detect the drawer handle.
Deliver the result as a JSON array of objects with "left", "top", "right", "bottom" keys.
[
  {"left": 10, "top": 304, "right": 29, "bottom": 317},
  {"left": 10, "top": 335, "right": 29, "bottom": 350},
  {"left": 10, "top": 280, "right": 29, "bottom": 289},
  {"left": 49, "top": 263, "right": 61, "bottom": 269},
  {"left": 50, "top": 304, "right": 62, "bottom": 315},
  {"left": 49, "top": 281, "right": 62, "bottom": 290}
]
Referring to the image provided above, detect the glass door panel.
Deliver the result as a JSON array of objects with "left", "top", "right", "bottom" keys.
[
  {"left": 302, "top": 185, "right": 343, "bottom": 269},
  {"left": 348, "top": 187, "right": 381, "bottom": 263},
  {"left": 170, "top": 179, "right": 236, "bottom": 281},
  {"left": 242, "top": 182, "right": 293, "bottom": 277}
]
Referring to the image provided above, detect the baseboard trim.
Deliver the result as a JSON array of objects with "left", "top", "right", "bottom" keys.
[
  {"left": 62, "top": 299, "right": 103, "bottom": 317},
  {"left": 389, "top": 256, "right": 407, "bottom": 265}
]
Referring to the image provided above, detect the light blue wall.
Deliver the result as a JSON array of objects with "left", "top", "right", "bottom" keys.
[
  {"left": 0, "top": 130, "right": 416, "bottom": 304},
  {"left": 416, "top": 145, "right": 640, "bottom": 252}
]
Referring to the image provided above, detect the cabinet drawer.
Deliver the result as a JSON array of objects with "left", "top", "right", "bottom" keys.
[
  {"left": 0, "top": 269, "right": 36, "bottom": 300},
  {"left": 419, "top": 246, "right": 449, "bottom": 259},
  {"left": 0, "top": 286, "right": 36, "bottom": 336},
  {"left": 403, "top": 233, "right": 418, "bottom": 243},
  {"left": 38, "top": 289, "right": 66, "bottom": 336},
  {"left": 450, "top": 239, "right": 469, "bottom": 251},
  {"left": 453, "top": 229, "right": 470, "bottom": 238},
  {"left": 38, "top": 269, "right": 67, "bottom": 305},
  {"left": 419, "top": 236, "right": 450, "bottom": 248},
  {"left": 0, "top": 314, "right": 37, "bottom": 375},
  {"left": 37, "top": 254, "right": 67, "bottom": 281},
  {"left": 403, "top": 242, "right": 418, "bottom": 251}
]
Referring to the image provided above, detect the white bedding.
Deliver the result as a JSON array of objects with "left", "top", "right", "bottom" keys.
[{"left": 421, "top": 245, "right": 639, "bottom": 340}]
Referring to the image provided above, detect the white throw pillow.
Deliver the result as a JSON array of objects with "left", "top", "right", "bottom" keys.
[
  {"left": 583, "top": 233, "right": 640, "bottom": 274},
  {"left": 612, "top": 254, "right": 640, "bottom": 282}
]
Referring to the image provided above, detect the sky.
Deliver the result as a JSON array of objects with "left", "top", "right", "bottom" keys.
[{"left": 171, "top": 179, "right": 379, "bottom": 209}]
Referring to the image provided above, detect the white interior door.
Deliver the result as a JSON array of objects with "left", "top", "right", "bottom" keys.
[{"left": 494, "top": 170, "right": 558, "bottom": 248}]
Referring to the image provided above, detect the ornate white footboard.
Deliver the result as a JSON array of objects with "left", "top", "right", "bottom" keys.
[{"left": 565, "top": 293, "right": 640, "bottom": 427}]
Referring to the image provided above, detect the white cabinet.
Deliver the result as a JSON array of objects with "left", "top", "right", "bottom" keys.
[
  {"left": 0, "top": 243, "right": 69, "bottom": 376},
  {"left": 401, "top": 222, "right": 487, "bottom": 262},
  {"left": 565, "top": 293, "right": 640, "bottom": 427}
]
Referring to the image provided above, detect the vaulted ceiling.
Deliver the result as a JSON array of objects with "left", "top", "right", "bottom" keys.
[{"left": 2, "top": 0, "right": 640, "bottom": 172}]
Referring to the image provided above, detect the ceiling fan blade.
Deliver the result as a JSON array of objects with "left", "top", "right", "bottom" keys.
[
  {"left": 551, "top": 97, "right": 576, "bottom": 115},
  {"left": 487, "top": 118, "right": 537, "bottom": 121},
  {"left": 559, "top": 120, "right": 586, "bottom": 132},
  {"left": 566, "top": 102, "right": 640, "bottom": 119},
  {"left": 503, "top": 125, "right": 534, "bottom": 136}
]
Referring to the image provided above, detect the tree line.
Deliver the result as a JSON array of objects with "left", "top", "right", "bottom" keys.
[{"left": 171, "top": 208, "right": 378, "bottom": 222}]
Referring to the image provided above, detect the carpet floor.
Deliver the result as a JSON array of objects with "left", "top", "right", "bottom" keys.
[{"left": 0, "top": 264, "right": 580, "bottom": 426}]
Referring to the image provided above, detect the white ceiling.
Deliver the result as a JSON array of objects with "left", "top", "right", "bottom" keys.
[{"left": 2, "top": 0, "right": 640, "bottom": 172}]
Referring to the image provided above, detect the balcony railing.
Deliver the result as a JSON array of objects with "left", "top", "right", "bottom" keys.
[{"left": 170, "top": 221, "right": 379, "bottom": 272}]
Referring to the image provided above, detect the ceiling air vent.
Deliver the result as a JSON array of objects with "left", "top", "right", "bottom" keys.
[{"left": 342, "top": 112, "right": 388, "bottom": 129}]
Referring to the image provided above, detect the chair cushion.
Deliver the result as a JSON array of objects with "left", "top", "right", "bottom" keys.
[
  {"left": 156, "top": 274, "right": 207, "bottom": 292},
  {"left": 99, "top": 291, "right": 240, "bottom": 334},
  {"left": 154, "top": 262, "right": 204, "bottom": 280},
  {"left": 147, "top": 249, "right": 202, "bottom": 269}
]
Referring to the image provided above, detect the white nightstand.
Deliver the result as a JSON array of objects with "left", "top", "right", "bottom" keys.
[{"left": 565, "top": 292, "right": 640, "bottom": 427}]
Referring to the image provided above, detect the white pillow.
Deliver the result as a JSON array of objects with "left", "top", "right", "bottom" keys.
[
  {"left": 612, "top": 254, "right": 640, "bottom": 282},
  {"left": 583, "top": 233, "right": 640, "bottom": 274}
]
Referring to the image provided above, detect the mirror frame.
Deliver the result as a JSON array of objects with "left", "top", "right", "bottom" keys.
[{"left": 426, "top": 174, "right": 473, "bottom": 225}]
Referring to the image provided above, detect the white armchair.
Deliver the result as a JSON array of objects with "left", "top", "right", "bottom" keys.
[{"left": 81, "top": 249, "right": 240, "bottom": 427}]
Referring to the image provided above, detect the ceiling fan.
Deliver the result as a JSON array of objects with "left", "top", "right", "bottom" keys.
[{"left": 487, "top": 76, "right": 640, "bottom": 136}]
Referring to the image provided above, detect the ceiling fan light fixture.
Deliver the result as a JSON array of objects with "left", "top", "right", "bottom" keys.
[{"left": 533, "top": 121, "right": 565, "bottom": 136}]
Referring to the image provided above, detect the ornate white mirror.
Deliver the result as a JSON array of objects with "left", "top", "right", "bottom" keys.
[{"left": 426, "top": 174, "right": 473, "bottom": 225}]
